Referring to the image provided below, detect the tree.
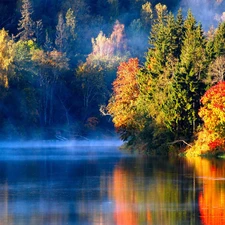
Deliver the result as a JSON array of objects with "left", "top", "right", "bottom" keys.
[
  {"left": 164, "top": 10, "right": 207, "bottom": 138},
  {"left": 206, "top": 55, "right": 225, "bottom": 85},
  {"left": 86, "top": 20, "right": 128, "bottom": 67},
  {"left": 55, "top": 13, "right": 67, "bottom": 52},
  {"left": 139, "top": 7, "right": 183, "bottom": 127},
  {"left": 65, "top": 8, "right": 76, "bottom": 40},
  {"left": 197, "top": 82, "right": 225, "bottom": 151},
  {"left": 141, "top": 2, "right": 153, "bottom": 30},
  {"left": 0, "top": 29, "right": 15, "bottom": 88},
  {"left": 107, "top": 58, "right": 141, "bottom": 140},
  {"left": 17, "top": 0, "right": 35, "bottom": 41},
  {"left": 199, "top": 81, "right": 225, "bottom": 138},
  {"left": 76, "top": 63, "right": 108, "bottom": 122},
  {"left": 213, "top": 22, "right": 225, "bottom": 57},
  {"left": 35, "top": 19, "right": 43, "bottom": 45},
  {"left": 55, "top": 9, "right": 76, "bottom": 61},
  {"left": 31, "top": 48, "right": 69, "bottom": 126}
]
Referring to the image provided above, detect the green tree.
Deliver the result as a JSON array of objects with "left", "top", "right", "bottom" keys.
[
  {"left": 165, "top": 11, "right": 207, "bottom": 138},
  {"left": 139, "top": 6, "right": 183, "bottom": 123},
  {"left": 55, "top": 9, "right": 76, "bottom": 63},
  {"left": 213, "top": 22, "right": 225, "bottom": 57}
]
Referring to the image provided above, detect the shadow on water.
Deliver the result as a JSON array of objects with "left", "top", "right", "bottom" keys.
[{"left": 0, "top": 142, "right": 224, "bottom": 224}]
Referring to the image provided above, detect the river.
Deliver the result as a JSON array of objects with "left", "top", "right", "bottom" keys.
[{"left": 0, "top": 141, "right": 224, "bottom": 225}]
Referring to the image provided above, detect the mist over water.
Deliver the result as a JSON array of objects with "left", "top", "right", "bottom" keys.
[
  {"left": 0, "top": 140, "right": 125, "bottom": 162},
  {"left": 0, "top": 139, "right": 123, "bottom": 149}
]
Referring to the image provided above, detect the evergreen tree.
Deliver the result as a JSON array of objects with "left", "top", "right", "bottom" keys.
[
  {"left": 139, "top": 6, "right": 183, "bottom": 124},
  {"left": 213, "top": 22, "right": 225, "bottom": 57},
  {"left": 141, "top": 2, "right": 153, "bottom": 31},
  {"left": 35, "top": 19, "right": 43, "bottom": 46},
  {"left": 55, "top": 13, "right": 67, "bottom": 52},
  {"left": 165, "top": 11, "right": 207, "bottom": 138},
  {"left": 17, "top": 0, "right": 35, "bottom": 41},
  {"left": 55, "top": 9, "right": 76, "bottom": 58}
]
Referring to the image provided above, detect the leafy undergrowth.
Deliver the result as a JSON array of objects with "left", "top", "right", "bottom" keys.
[{"left": 184, "top": 129, "right": 225, "bottom": 158}]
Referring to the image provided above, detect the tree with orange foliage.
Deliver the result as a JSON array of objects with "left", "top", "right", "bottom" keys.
[
  {"left": 107, "top": 58, "right": 141, "bottom": 140},
  {"left": 198, "top": 81, "right": 225, "bottom": 151}
]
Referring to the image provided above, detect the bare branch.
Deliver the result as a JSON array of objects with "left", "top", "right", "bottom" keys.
[
  {"left": 168, "top": 140, "right": 193, "bottom": 147},
  {"left": 100, "top": 105, "right": 110, "bottom": 116}
]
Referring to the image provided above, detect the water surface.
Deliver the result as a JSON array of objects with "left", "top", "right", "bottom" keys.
[{"left": 0, "top": 142, "right": 224, "bottom": 225}]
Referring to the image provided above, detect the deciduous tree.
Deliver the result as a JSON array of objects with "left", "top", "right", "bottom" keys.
[
  {"left": 0, "top": 29, "right": 15, "bottom": 87},
  {"left": 107, "top": 58, "right": 141, "bottom": 140}
]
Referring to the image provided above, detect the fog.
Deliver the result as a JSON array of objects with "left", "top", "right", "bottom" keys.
[
  {"left": 0, "top": 139, "right": 123, "bottom": 149},
  {"left": 0, "top": 139, "right": 126, "bottom": 161},
  {"left": 179, "top": 0, "right": 225, "bottom": 29}
]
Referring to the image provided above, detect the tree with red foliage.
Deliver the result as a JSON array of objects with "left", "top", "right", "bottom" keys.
[{"left": 199, "top": 81, "right": 225, "bottom": 151}]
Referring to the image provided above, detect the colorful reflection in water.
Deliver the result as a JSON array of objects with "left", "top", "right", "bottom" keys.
[
  {"left": 0, "top": 146, "right": 224, "bottom": 224},
  {"left": 108, "top": 158, "right": 200, "bottom": 225},
  {"left": 186, "top": 158, "right": 225, "bottom": 225}
]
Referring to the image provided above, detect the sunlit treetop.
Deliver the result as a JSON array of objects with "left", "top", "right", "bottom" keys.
[{"left": 86, "top": 20, "right": 129, "bottom": 67}]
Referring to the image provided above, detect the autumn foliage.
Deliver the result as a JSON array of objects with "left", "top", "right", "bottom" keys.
[
  {"left": 107, "top": 58, "right": 140, "bottom": 139},
  {"left": 186, "top": 158, "right": 225, "bottom": 225},
  {"left": 186, "top": 82, "right": 225, "bottom": 155},
  {"left": 87, "top": 20, "right": 127, "bottom": 65},
  {"left": 199, "top": 81, "right": 225, "bottom": 151}
]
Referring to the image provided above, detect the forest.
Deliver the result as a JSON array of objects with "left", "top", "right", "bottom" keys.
[{"left": 0, "top": 0, "right": 225, "bottom": 155}]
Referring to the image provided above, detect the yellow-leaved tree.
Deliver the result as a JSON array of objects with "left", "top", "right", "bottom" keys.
[
  {"left": 0, "top": 29, "right": 15, "bottom": 87},
  {"left": 186, "top": 81, "right": 225, "bottom": 156}
]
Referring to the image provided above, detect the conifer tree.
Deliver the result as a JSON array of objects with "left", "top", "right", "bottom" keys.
[
  {"left": 139, "top": 6, "right": 183, "bottom": 124},
  {"left": 166, "top": 11, "right": 207, "bottom": 138},
  {"left": 213, "top": 22, "right": 225, "bottom": 57},
  {"left": 66, "top": 8, "right": 76, "bottom": 40},
  {"left": 55, "top": 9, "right": 76, "bottom": 56},
  {"left": 17, "top": 0, "right": 35, "bottom": 41},
  {"left": 55, "top": 13, "right": 67, "bottom": 52},
  {"left": 35, "top": 19, "right": 43, "bottom": 45}
]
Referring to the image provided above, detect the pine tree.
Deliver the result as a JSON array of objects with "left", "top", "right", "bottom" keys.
[
  {"left": 213, "top": 22, "right": 225, "bottom": 57},
  {"left": 65, "top": 8, "right": 76, "bottom": 40},
  {"left": 35, "top": 19, "right": 43, "bottom": 46},
  {"left": 17, "top": 0, "right": 35, "bottom": 41},
  {"left": 55, "top": 13, "right": 67, "bottom": 52},
  {"left": 55, "top": 9, "right": 76, "bottom": 55},
  {"left": 166, "top": 10, "right": 207, "bottom": 138},
  {"left": 140, "top": 7, "right": 183, "bottom": 123}
]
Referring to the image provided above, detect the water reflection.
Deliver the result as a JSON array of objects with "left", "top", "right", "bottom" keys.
[
  {"left": 0, "top": 146, "right": 224, "bottom": 225},
  {"left": 109, "top": 157, "right": 200, "bottom": 225},
  {"left": 186, "top": 158, "right": 225, "bottom": 225},
  {"left": 0, "top": 146, "right": 123, "bottom": 225}
]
